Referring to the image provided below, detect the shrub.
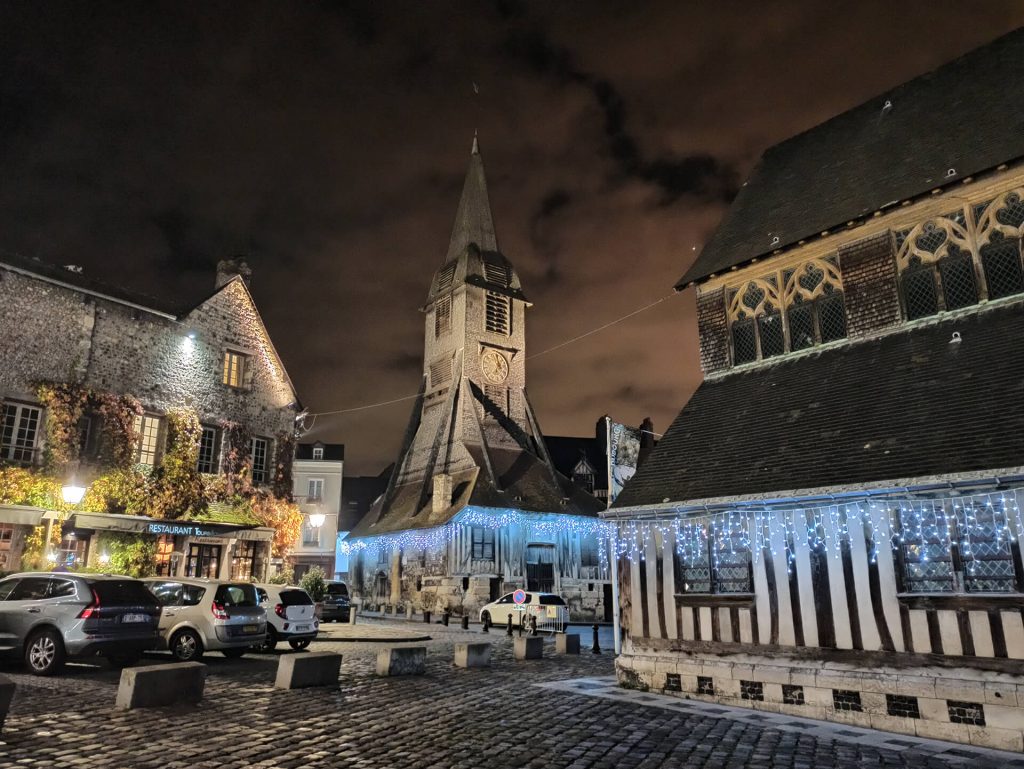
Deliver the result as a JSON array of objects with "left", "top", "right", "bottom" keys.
[
  {"left": 300, "top": 565, "right": 328, "bottom": 602},
  {"left": 269, "top": 565, "right": 294, "bottom": 585}
]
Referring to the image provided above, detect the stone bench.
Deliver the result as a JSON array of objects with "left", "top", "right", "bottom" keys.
[
  {"left": 0, "top": 675, "right": 14, "bottom": 732},
  {"left": 454, "top": 642, "right": 491, "bottom": 668},
  {"left": 275, "top": 652, "right": 342, "bottom": 689},
  {"left": 555, "top": 633, "right": 581, "bottom": 655},
  {"left": 514, "top": 636, "right": 543, "bottom": 660},
  {"left": 377, "top": 646, "right": 426, "bottom": 676},
  {"left": 115, "top": 662, "right": 206, "bottom": 710}
]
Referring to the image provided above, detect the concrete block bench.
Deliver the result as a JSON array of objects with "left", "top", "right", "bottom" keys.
[
  {"left": 514, "top": 636, "right": 543, "bottom": 660},
  {"left": 377, "top": 646, "right": 426, "bottom": 676},
  {"left": 275, "top": 652, "right": 342, "bottom": 689},
  {"left": 0, "top": 675, "right": 14, "bottom": 732},
  {"left": 115, "top": 662, "right": 206, "bottom": 710},
  {"left": 454, "top": 642, "right": 491, "bottom": 668},
  {"left": 555, "top": 633, "right": 581, "bottom": 655}
]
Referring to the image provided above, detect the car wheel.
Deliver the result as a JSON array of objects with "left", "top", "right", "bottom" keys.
[
  {"left": 481, "top": 611, "right": 491, "bottom": 625},
  {"left": 221, "top": 647, "right": 246, "bottom": 659},
  {"left": 288, "top": 639, "right": 311, "bottom": 651},
  {"left": 106, "top": 653, "right": 142, "bottom": 668},
  {"left": 170, "top": 628, "right": 204, "bottom": 661},
  {"left": 25, "top": 628, "right": 66, "bottom": 676},
  {"left": 258, "top": 626, "right": 278, "bottom": 652}
]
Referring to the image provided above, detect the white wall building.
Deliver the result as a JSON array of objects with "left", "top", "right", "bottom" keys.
[{"left": 289, "top": 441, "right": 344, "bottom": 580}]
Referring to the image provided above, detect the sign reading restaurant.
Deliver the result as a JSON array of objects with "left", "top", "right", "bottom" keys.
[{"left": 147, "top": 522, "right": 218, "bottom": 537}]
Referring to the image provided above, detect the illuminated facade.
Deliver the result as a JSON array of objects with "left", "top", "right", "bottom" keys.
[
  {"left": 346, "top": 138, "right": 610, "bottom": 619},
  {"left": 0, "top": 255, "right": 300, "bottom": 578},
  {"left": 608, "top": 31, "right": 1024, "bottom": 751}
]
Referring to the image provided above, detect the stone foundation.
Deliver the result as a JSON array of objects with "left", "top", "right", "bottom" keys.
[{"left": 616, "top": 649, "right": 1024, "bottom": 752}]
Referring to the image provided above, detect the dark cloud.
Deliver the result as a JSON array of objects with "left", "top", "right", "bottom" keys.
[{"left": 501, "top": 24, "right": 738, "bottom": 204}]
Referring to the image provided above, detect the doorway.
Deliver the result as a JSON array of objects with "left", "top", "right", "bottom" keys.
[
  {"left": 186, "top": 544, "right": 221, "bottom": 578},
  {"left": 489, "top": 576, "right": 502, "bottom": 602},
  {"left": 603, "top": 583, "right": 613, "bottom": 622},
  {"left": 525, "top": 544, "right": 555, "bottom": 592}
]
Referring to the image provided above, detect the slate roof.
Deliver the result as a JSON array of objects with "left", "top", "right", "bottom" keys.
[
  {"left": 0, "top": 251, "right": 187, "bottom": 317},
  {"left": 545, "top": 435, "right": 609, "bottom": 491},
  {"left": 613, "top": 301, "right": 1024, "bottom": 508},
  {"left": 445, "top": 135, "right": 498, "bottom": 263},
  {"left": 678, "top": 27, "right": 1024, "bottom": 288},
  {"left": 296, "top": 442, "right": 345, "bottom": 461}
]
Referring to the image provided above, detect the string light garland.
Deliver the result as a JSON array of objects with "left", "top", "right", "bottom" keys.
[{"left": 339, "top": 490, "right": 1024, "bottom": 592}]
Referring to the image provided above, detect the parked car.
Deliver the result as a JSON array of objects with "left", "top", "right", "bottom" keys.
[
  {"left": 479, "top": 592, "right": 570, "bottom": 629},
  {"left": 143, "top": 578, "right": 266, "bottom": 661},
  {"left": 0, "top": 572, "right": 160, "bottom": 676},
  {"left": 254, "top": 584, "right": 318, "bottom": 651},
  {"left": 320, "top": 581, "right": 350, "bottom": 622}
]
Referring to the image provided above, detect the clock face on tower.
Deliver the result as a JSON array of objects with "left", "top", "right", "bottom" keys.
[{"left": 480, "top": 349, "right": 509, "bottom": 383}]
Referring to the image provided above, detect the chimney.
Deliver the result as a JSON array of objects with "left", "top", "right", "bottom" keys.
[
  {"left": 432, "top": 473, "right": 453, "bottom": 514},
  {"left": 216, "top": 257, "right": 252, "bottom": 289}
]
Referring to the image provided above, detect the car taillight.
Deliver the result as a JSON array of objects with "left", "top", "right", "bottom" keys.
[
  {"left": 211, "top": 601, "right": 229, "bottom": 620},
  {"left": 274, "top": 603, "right": 285, "bottom": 619},
  {"left": 78, "top": 587, "right": 101, "bottom": 619}
]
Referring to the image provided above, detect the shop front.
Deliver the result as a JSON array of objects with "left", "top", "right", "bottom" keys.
[
  {"left": 0, "top": 504, "right": 59, "bottom": 574},
  {"left": 62, "top": 512, "right": 275, "bottom": 581}
]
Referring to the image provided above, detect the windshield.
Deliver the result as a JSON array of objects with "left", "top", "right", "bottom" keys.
[
  {"left": 539, "top": 595, "right": 566, "bottom": 606},
  {"left": 326, "top": 583, "right": 348, "bottom": 597}
]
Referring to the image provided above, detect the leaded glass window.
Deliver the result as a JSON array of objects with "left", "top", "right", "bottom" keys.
[
  {"left": 897, "top": 501, "right": 1019, "bottom": 594},
  {"left": 980, "top": 235, "right": 1024, "bottom": 299},
  {"left": 674, "top": 521, "right": 752, "bottom": 594}
]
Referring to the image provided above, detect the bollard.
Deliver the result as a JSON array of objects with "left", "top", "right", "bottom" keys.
[
  {"left": 517, "top": 618, "right": 523, "bottom": 638},
  {"left": 406, "top": 604, "right": 413, "bottom": 621},
  {"left": 528, "top": 615, "right": 537, "bottom": 636},
  {"left": 461, "top": 614, "right": 469, "bottom": 630},
  {"left": 348, "top": 607, "right": 358, "bottom": 626},
  {"left": 506, "top": 615, "right": 513, "bottom": 637},
  {"left": 482, "top": 614, "right": 490, "bottom": 633},
  {"left": 423, "top": 610, "right": 431, "bottom": 624},
  {"left": 591, "top": 623, "right": 601, "bottom": 654},
  {"left": 442, "top": 608, "right": 450, "bottom": 627}
]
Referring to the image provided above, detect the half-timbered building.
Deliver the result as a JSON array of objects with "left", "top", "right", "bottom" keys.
[
  {"left": 345, "top": 138, "right": 609, "bottom": 620},
  {"left": 607, "top": 30, "right": 1024, "bottom": 751}
]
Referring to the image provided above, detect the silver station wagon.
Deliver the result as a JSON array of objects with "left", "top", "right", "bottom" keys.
[
  {"left": 0, "top": 572, "right": 161, "bottom": 675},
  {"left": 144, "top": 578, "right": 266, "bottom": 661}
]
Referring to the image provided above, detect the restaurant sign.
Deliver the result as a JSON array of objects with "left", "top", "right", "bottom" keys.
[{"left": 147, "top": 523, "right": 218, "bottom": 537}]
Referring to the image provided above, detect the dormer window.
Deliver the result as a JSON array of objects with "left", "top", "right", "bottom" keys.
[
  {"left": 312, "top": 446, "right": 324, "bottom": 460},
  {"left": 896, "top": 192, "right": 1024, "bottom": 321},
  {"left": 727, "top": 256, "right": 846, "bottom": 365}
]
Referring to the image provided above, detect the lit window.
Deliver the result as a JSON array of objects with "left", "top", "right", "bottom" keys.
[
  {"left": 471, "top": 527, "right": 494, "bottom": 560},
  {"left": 251, "top": 437, "right": 270, "bottom": 484},
  {"left": 435, "top": 294, "right": 452, "bottom": 337},
  {"left": 197, "top": 426, "right": 220, "bottom": 474},
  {"left": 0, "top": 523, "right": 13, "bottom": 571},
  {"left": 231, "top": 541, "right": 258, "bottom": 580},
  {"left": 0, "top": 402, "right": 42, "bottom": 464},
  {"left": 134, "top": 414, "right": 162, "bottom": 466},
  {"left": 485, "top": 291, "right": 510, "bottom": 334},
  {"left": 312, "top": 446, "right": 324, "bottom": 460},
  {"left": 222, "top": 350, "right": 248, "bottom": 388},
  {"left": 154, "top": 535, "right": 175, "bottom": 577},
  {"left": 57, "top": 534, "right": 87, "bottom": 569},
  {"left": 307, "top": 478, "right": 324, "bottom": 502}
]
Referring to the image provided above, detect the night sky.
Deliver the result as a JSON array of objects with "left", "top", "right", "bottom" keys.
[{"left": 2, "top": 2, "right": 1022, "bottom": 474}]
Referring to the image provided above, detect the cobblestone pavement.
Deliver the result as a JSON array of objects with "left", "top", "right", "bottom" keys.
[{"left": 1, "top": 620, "right": 1021, "bottom": 769}]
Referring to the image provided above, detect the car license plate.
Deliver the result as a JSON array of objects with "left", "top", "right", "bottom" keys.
[
  {"left": 295, "top": 624, "right": 310, "bottom": 632},
  {"left": 122, "top": 613, "right": 148, "bottom": 623},
  {"left": 244, "top": 624, "right": 258, "bottom": 633}
]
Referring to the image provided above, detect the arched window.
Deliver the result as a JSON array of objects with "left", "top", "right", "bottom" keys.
[
  {"left": 976, "top": 190, "right": 1024, "bottom": 300},
  {"left": 896, "top": 212, "right": 978, "bottom": 320},
  {"left": 783, "top": 258, "right": 846, "bottom": 351},
  {"left": 727, "top": 277, "right": 782, "bottom": 365}
]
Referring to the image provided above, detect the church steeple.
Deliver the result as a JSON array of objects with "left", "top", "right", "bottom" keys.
[{"left": 445, "top": 134, "right": 497, "bottom": 263}]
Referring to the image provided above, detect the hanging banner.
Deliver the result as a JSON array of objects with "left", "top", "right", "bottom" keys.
[{"left": 606, "top": 417, "right": 642, "bottom": 504}]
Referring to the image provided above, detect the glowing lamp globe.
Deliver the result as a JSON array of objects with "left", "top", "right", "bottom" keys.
[
  {"left": 61, "top": 484, "right": 86, "bottom": 505},
  {"left": 309, "top": 512, "right": 326, "bottom": 528}
]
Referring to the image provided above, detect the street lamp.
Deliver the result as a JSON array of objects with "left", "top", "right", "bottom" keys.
[
  {"left": 61, "top": 483, "right": 86, "bottom": 505},
  {"left": 308, "top": 512, "right": 327, "bottom": 529}
]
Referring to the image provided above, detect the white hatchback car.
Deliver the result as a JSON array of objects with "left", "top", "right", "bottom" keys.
[
  {"left": 144, "top": 578, "right": 266, "bottom": 661},
  {"left": 254, "top": 584, "right": 318, "bottom": 651},
  {"left": 479, "top": 592, "right": 570, "bottom": 629}
]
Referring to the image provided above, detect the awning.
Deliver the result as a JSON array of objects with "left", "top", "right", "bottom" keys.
[
  {"left": 63, "top": 512, "right": 275, "bottom": 541},
  {"left": 0, "top": 504, "right": 51, "bottom": 527}
]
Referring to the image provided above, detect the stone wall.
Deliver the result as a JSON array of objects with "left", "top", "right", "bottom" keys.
[
  {"left": 616, "top": 647, "right": 1024, "bottom": 752},
  {"left": 0, "top": 267, "right": 297, "bottom": 454}
]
